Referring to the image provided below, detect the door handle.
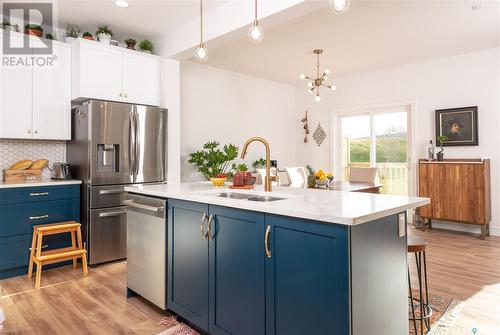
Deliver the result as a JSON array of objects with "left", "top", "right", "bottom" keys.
[
  {"left": 265, "top": 225, "right": 272, "bottom": 258},
  {"left": 99, "top": 210, "right": 127, "bottom": 218},
  {"left": 200, "top": 213, "right": 208, "bottom": 239},
  {"left": 29, "top": 192, "right": 49, "bottom": 197},
  {"left": 99, "top": 189, "right": 125, "bottom": 195},
  {"left": 134, "top": 110, "right": 140, "bottom": 177},
  {"left": 207, "top": 214, "right": 214, "bottom": 241},
  {"left": 124, "top": 200, "right": 164, "bottom": 214},
  {"left": 129, "top": 111, "right": 136, "bottom": 176}
]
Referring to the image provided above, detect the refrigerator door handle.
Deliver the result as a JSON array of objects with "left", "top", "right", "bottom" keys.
[
  {"left": 134, "top": 110, "right": 140, "bottom": 180},
  {"left": 129, "top": 110, "right": 136, "bottom": 177}
]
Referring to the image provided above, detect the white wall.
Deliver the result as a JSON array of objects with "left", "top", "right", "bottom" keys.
[
  {"left": 180, "top": 61, "right": 296, "bottom": 182},
  {"left": 294, "top": 48, "right": 500, "bottom": 234}
]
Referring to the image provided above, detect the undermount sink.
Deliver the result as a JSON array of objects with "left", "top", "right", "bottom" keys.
[{"left": 212, "top": 192, "right": 285, "bottom": 202}]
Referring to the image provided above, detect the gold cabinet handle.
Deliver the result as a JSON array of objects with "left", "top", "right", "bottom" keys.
[
  {"left": 29, "top": 214, "right": 49, "bottom": 220},
  {"left": 265, "top": 225, "right": 272, "bottom": 258},
  {"left": 207, "top": 214, "right": 214, "bottom": 241},
  {"left": 200, "top": 213, "right": 208, "bottom": 240}
]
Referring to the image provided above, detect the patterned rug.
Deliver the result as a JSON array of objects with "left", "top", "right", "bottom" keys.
[
  {"left": 409, "top": 291, "right": 462, "bottom": 335},
  {"left": 157, "top": 293, "right": 461, "bottom": 335}
]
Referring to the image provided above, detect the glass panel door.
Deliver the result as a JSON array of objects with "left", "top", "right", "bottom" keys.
[{"left": 339, "top": 108, "right": 410, "bottom": 195}]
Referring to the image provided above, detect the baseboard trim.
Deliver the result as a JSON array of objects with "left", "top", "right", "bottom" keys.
[
  {"left": 431, "top": 221, "right": 500, "bottom": 237},
  {"left": 490, "top": 227, "right": 500, "bottom": 237}
]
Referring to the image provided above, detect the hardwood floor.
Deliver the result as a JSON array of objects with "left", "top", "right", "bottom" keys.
[{"left": 0, "top": 227, "right": 499, "bottom": 334}]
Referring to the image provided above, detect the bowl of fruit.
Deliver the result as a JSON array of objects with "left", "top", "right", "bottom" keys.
[
  {"left": 314, "top": 169, "right": 334, "bottom": 189},
  {"left": 210, "top": 174, "right": 227, "bottom": 187}
]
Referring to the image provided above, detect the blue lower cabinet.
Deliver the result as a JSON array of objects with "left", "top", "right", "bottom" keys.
[
  {"left": 168, "top": 199, "right": 210, "bottom": 331},
  {"left": 265, "top": 214, "right": 350, "bottom": 335},
  {"left": 0, "top": 185, "right": 80, "bottom": 279},
  {"left": 208, "top": 206, "right": 265, "bottom": 335}
]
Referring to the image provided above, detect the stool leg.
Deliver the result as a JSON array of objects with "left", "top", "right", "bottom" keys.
[
  {"left": 71, "top": 231, "right": 78, "bottom": 269},
  {"left": 416, "top": 252, "right": 424, "bottom": 335},
  {"left": 27, "top": 229, "right": 37, "bottom": 278},
  {"left": 35, "top": 231, "right": 44, "bottom": 289},
  {"left": 76, "top": 227, "right": 88, "bottom": 276},
  {"left": 423, "top": 251, "right": 430, "bottom": 332},
  {"left": 408, "top": 267, "right": 418, "bottom": 333}
]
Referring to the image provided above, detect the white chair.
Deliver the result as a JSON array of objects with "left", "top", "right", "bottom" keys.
[
  {"left": 256, "top": 168, "right": 279, "bottom": 187},
  {"left": 349, "top": 167, "right": 377, "bottom": 183},
  {"left": 284, "top": 167, "right": 307, "bottom": 188},
  {"left": 278, "top": 170, "right": 290, "bottom": 186}
]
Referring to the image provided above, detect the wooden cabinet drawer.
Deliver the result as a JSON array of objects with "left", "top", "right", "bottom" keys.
[
  {"left": 0, "top": 234, "right": 32, "bottom": 271},
  {"left": 0, "top": 199, "right": 80, "bottom": 238},
  {"left": 0, "top": 185, "right": 79, "bottom": 204}
]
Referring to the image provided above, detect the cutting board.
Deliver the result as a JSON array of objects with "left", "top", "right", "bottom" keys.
[
  {"left": 2, "top": 169, "right": 42, "bottom": 182},
  {"left": 228, "top": 185, "right": 254, "bottom": 190}
]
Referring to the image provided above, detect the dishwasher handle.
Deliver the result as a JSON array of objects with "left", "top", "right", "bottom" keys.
[{"left": 125, "top": 199, "right": 165, "bottom": 217}]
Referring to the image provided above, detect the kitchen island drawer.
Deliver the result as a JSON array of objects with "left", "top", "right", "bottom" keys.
[
  {"left": 0, "top": 185, "right": 80, "bottom": 204},
  {"left": 0, "top": 199, "right": 80, "bottom": 238}
]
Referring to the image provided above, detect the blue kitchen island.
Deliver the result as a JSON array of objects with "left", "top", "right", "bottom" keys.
[{"left": 126, "top": 182, "right": 429, "bottom": 335}]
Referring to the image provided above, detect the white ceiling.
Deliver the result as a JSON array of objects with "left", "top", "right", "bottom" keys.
[
  {"left": 56, "top": 0, "right": 226, "bottom": 41},
  {"left": 203, "top": 1, "right": 500, "bottom": 85}
]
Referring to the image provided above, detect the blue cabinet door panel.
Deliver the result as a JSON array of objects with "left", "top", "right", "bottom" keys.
[
  {"left": 0, "top": 234, "right": 32, "bottom": 271},
  {"left": 208, "top": 205, "right": 265, "bottom": 335},
  {"left": 265, "top": 214, "right": 350, "bottom": 335},
  {"left": 168, "top": 199, "right": 210, "bottom": 331},
  {"left": 0, "top": 199, "right": 80, "bottom": 238},
  {"left": 0, "top": 185, "right": 80, "bottom": 204}
]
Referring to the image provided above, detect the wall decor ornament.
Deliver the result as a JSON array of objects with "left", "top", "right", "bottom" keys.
[
  {"left": 435, "top": 106, "right": 478, "bottom": 146},
  {"left": 312, "top": 122, "right": 326, "bottom": 146},
  {"left": 302, "top": 110, "right": 310, "bottom": 143}
]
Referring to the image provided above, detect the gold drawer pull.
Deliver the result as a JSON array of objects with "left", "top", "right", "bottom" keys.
[
  {"left": 265, "top": 225, "right": 272, "bottom": 258},
  {"left": 29, "top": 192, "right": 49, "bottom": 197},
  {"left": 29, "top": 215, "right": 49, "bottom": 220}
]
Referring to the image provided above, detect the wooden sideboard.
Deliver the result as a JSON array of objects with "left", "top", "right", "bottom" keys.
[{"left": 418, "top": 159, "right": 491, "bottom": 239}]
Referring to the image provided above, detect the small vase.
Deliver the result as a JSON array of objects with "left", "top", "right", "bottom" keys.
[
  {"left": 437, "top": 152, "right": 444, "bottom": 161},
  {"left": 98, "top": 33, "right": 111, "bottom": 44}
]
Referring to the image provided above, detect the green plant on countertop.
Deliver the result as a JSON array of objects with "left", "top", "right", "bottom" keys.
[
  {"left": 139, "top": 39, "right": 154, "bottom": 53},
  {"left": 124, "top": 38, "right": 136, "bottom": 49},
  {"left": 66, "top": 24, "right": 80, "bottom": 38},
  {"left": 306, "top": 165, "right": 316, "bottom": 188},
  {"left": 25, "top": 24, "right": 42, "bottom": 31},
  {"left": 45, "top": 33, "right": 55, "bottom": 40},
  {"left": 188, "top": 141, "right": 239, "bottom": 180},
  {"left": 82, "top": 31, "right": 93, "bottom": 38},
  {"left": 252, "top": 157, "right": 266, "bottom": 171},
  {"left": 436, "top": 135, "right": 449, "bottom": 161},
  {"left": 232, "top": 163, "right": 248, "bottom": 172},
  {"left": 96, "top": 25, "right": 113, "bottom": 37}
]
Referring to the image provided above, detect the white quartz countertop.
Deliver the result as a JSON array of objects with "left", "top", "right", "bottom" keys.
[
  {"left": 0, "top": 179, "right": 82, "bottom": 189},
  {"left": 125, "top": 182, "right": 430, "bottom": 226}
]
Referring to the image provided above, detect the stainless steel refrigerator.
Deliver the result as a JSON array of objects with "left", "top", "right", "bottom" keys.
[{"left": 67, "top": 100, "right": 167, "bottom": 265}]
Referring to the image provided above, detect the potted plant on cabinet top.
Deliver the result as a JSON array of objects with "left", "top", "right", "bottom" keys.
[
  {"left": 82, "top": 31, "right": 93, "bottom": 40},
  {"left": 25, "top": 24, "right": 43, "bottom": 37},
  {"left": 96, "top": 25, "right": 113, "bottom": 44},
  {"left": 124, "top": 38, "right": 136, "bottom": 50},
  {"left": 139, "top": 39, "right": 154, "bottom": 54},
  {"left": 436, "top": 135, "right": 449, "bottom": 161},
  {"left": 188, "top": 141, "right": 239, "bottom": 186},
  {"left": 65, "top": 24, "right": 80, "bottom": 43}
]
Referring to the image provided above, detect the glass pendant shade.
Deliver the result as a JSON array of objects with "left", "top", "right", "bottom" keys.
[
  {"left": 195, "top": 45, "right": 208, "bottom": 62},
  {"left": 248, "top": 23, "right": 264, "bottom": 43},
  {"left": 315, "top": 95, "right": 321, "bottom": 102},
  {"left": 330, "top": 0, "right": 350, "bottom": 14}
]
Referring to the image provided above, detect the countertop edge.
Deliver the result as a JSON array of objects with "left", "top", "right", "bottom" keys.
[{"left": 0, "top": 180, "right": 82, "bottom": 189}]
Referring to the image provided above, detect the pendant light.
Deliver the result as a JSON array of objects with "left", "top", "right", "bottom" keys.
[
  {"left": 195, "top": 0, "right": 208, "bottom": 62},
  {"left": 248, "top": 0, "right": 264, "bottom": 43},
  {"left": 330, "top": 0, "right": 350, "bottom": 14},
  {"left": 300, "top": 49, "right": 337, "bottom": 103}
]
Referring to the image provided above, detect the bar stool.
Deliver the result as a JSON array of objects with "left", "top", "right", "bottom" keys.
[
  {"left": 408, "top": 235, "right": 432, "bottom": 334},
  {"left": 28, "top": 221, "right": 88, "bottom": 289}
]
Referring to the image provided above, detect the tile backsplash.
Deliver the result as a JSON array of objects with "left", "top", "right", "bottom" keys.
[{"left": 0, "top": 140, "right": 65, "bottom": 179}]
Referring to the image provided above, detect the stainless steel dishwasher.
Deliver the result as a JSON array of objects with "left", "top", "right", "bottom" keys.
[{"left": 125, "top": 193, "right": 167, "bottom": 309}]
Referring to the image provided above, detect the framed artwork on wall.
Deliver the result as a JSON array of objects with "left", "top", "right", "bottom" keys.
[{"left": 435, "top": 106, "right": 478, "bottom": 146}]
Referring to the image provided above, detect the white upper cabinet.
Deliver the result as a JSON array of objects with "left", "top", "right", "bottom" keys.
[
  {"left": 72, "top": 39, "right": 160, "bottom": 106},
  {"left": 32, "top": 42, "right": 72, "bottom": 140},
  {"left": 0, "top": 32, "right": 71, "bottom": 140}
]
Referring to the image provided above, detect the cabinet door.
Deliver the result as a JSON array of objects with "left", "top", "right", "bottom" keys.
[
  {"left": 208, "top": 206, "right": 265, "bottom": 335},
  {"left": 0, "top": 34, "right": 33, "bottom": 139},
  {"left": 32, "top": 43, "right": 71, "bottom": 140},
  {"left": 417, "top": 163, "right": 432, "bottom": 217},
  {"left": 79, "top": 43, "right": 123, "bottom": 102},
  {"left": 265, "top": 215, "right": 350, "bottom": 335},
  {"left": 168, "top": 199, "right": 210, "bottom": 331},
  {"left": 122, "top": 53, "right": 160, "bottom": 106}
]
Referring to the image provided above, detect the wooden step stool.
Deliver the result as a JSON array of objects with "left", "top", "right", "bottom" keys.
[{"left": 28, "top": 221, "right": 88, "bottom": 289}]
